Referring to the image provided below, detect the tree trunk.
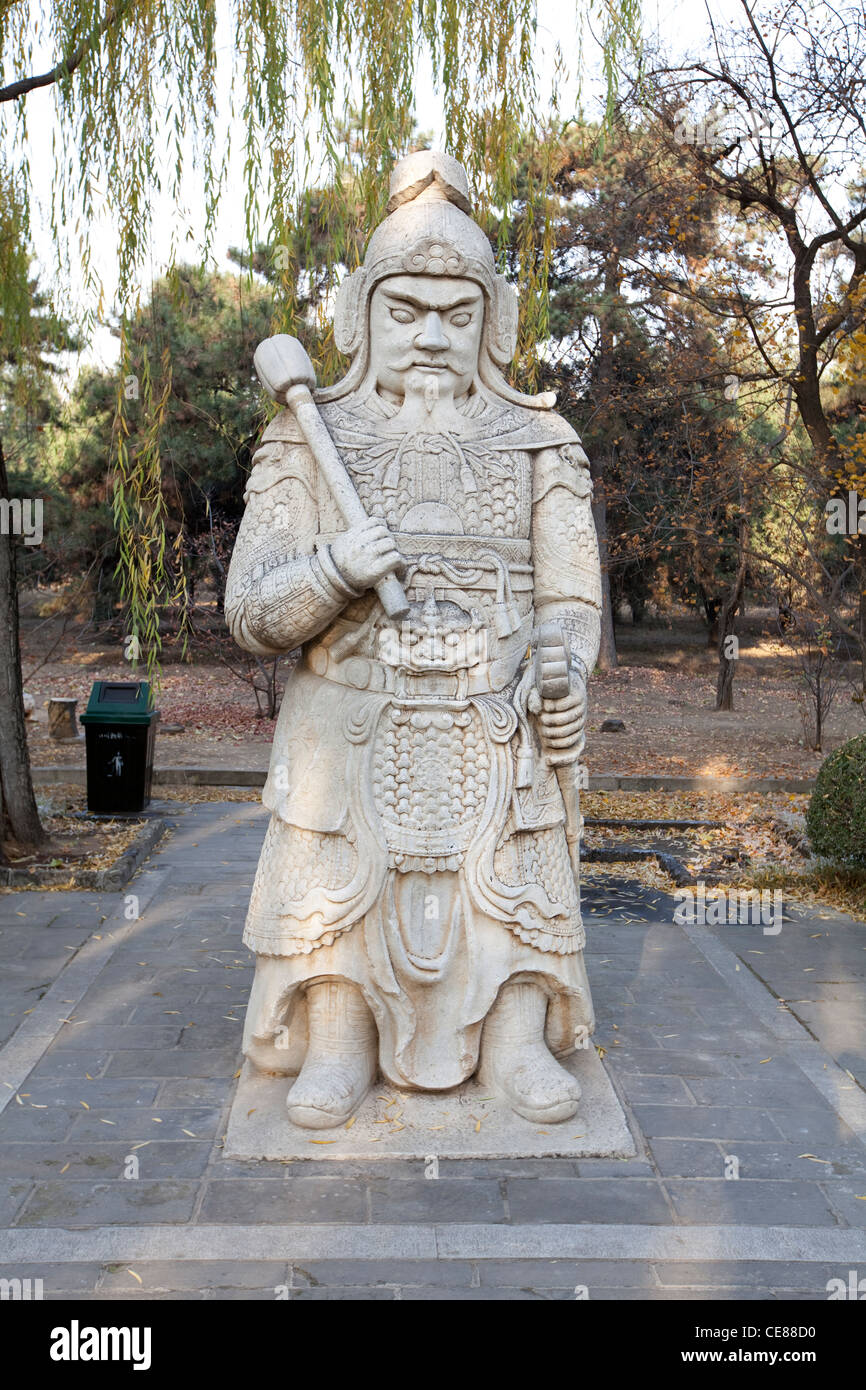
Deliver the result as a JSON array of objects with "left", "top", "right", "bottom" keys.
[
  {"left": 0, "top": 438, "right": 45, "bottom": 851},
  {"left": 859, "top": 535, "right": 866, "bottom": 697},
  {"left": 591, "top": 468, "right": 618, "bottom": 671},
  {"left": 814, "top": 668, "right": 824, "bottom": 752},
  {"left": 589, "top": 252, "right": 621, "bottom": 673},
  {"left": 699, "top": 589, "right": 721, "bottom": 648},
  {"left": 715, "top": 545, "right": 748, "bottom": 712}
]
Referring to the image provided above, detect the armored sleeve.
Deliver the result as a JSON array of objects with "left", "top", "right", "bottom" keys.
[
  {"left": 531, "top": 441, "right": 603, "bottom": 681},
  {"left": 225, "top": 438, "right": 358, "bottom": 656}
]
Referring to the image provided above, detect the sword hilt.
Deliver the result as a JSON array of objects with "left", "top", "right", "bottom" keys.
[
  {"left": 535, "top": 620, "right": 571, "bottom": 700},
  {"left": 534, "top": 620, "right": 583, "bottom": 768}
]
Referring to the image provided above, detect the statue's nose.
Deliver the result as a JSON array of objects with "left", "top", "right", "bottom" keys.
[{"left": 415, "top": 312, "right": 449, "bottom": 351}]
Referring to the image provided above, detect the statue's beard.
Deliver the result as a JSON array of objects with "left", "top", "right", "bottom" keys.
[
  {"left": 378, "top": 367, "right": 478, "bottom": 434},
  {"left": 419, "top": 371, "right": 443, "bottom": 413}
]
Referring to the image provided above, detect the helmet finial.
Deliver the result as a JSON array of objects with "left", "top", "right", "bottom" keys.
[{"left": 386, "top": 150, "right": 472, "bottom": 216}]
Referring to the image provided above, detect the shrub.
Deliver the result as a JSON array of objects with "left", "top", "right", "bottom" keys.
[{"left": 806, "top": 735, "right": 866, "bottom": 867}]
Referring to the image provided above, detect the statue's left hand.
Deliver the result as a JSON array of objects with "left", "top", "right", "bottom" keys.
[{"left": 537, "top": 681, "right": 586, "bottom": 753}]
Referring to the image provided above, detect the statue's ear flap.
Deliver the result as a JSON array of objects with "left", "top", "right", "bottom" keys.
[
  {"left": 487, "top": 278, "right": 519, "bottom": 366},
  {"left": 333, "top": 269, "right": 367, "bottom": 357}
]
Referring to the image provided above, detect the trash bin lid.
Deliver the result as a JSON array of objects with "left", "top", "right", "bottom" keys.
[{"left": 80, "top": 680, "right": 156, "bottom": 725}]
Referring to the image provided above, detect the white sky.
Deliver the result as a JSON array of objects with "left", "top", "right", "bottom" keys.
[{"left": 10, "top": 0, "right": 749, "bottom": 374}]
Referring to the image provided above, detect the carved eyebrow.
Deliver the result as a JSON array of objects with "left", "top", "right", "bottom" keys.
[{"left": 383, "top": 289, "right": 481, "bottom": 311}]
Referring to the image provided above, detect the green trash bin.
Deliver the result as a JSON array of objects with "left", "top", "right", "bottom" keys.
[{"left": 80, "top": 681, "right": 158, "bottom": 814}]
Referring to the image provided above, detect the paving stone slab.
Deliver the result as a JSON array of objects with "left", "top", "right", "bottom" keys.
[
  {"left": 224, "top": 1047, "right": 635, "bottom": 1161},
  {"left": 653, "top": 1260, "right": 856, "bottom": 1290},
  {"left": 15, "top": 1179, "right": 200, "bottom": 1227},
  {"left": 475, "top": 1258, "right": 658, "bottom": 1287},
  {"left": 0, "top": 1140, "right": 212, "bottom": 1180},
  {"left": 289, "top": 1258, "right": 473, "bottom": 1287},
  {"left": 632, "top": 1103, "right": 782, "bottom": 1142},
  {"left": 0, "top": 1263, "right": 104, "bottom": 1294},
  {"left": 199, "top": 1178, "right": 369, "bottom": 1224},
  {"left": 664, "top": 1179, "right": 839, "bottom": 1226},
  {"left": 96, "top": 1260, "right": 290, "bottom": 1294},
  {"left": 823, "top": 1182, "right": 866, "bottom": 1227},
  {"left": 647, "top": 1139, "right": 727, "bottom": 1178},
  {"left": 506, "top": 1176, "right": 672, "bottom": 1225},
  {"left": 367, "top": 1178, "right": 507, "bottom": 1223}
]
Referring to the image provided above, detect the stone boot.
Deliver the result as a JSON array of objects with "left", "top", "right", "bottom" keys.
[
  {"left": 478, "top": 981, "right": 580, "bottom": 1123},
  {"left": 286, "top": 980, "right": 377, "bottom": 1129}
]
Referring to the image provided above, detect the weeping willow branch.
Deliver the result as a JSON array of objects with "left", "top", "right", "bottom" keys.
[
  {"left": 0, "top": 0, "right": 642, "bottom": 673},
  {"left": 0, "top": 1, "right": 134, "bottom": 103}
]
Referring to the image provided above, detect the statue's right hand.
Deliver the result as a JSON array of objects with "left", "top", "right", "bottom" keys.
[{"left": 329, "top": 516, "right": 403, "bottom": 592}]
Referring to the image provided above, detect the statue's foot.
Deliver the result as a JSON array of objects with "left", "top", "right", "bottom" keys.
[
  {"left": 285, "top": 978, "right": 377, "bottom": 1129},
  {"left": 286, "top": 1051, "right": 377, "bottom": 1128},
  {"left": 479, "top": 980, "right": 580, "bottom": 1123},
  {"left": 480, "top": 1042, "right": 580, "bottom": 1123}
]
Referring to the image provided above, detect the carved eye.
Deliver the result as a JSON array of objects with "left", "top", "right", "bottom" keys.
[
  {"left": 450, "top": 312, "right": 472, "bottom": 327},
  {"left": 389, "top": 306, "right": 414, "bottom": 324}
]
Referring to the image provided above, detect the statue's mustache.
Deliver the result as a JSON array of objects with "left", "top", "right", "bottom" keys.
[{"left": 382, "top": 348, "right": 456, "bottom": 366}]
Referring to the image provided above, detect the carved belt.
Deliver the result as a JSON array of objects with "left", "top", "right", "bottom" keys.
[{"left": 306, "top": 631, "right": 529, "bottom": 698}]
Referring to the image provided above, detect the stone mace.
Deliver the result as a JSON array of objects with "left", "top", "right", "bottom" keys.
[{"left": 253, "top": 334, "right": 410, "bottom": 620}]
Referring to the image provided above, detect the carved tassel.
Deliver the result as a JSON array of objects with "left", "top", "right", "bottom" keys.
[{"left": 490, "top": 554, "right": 521, "bottom": 637}]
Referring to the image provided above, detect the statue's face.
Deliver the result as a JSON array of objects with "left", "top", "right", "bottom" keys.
[{"left": 369, "top": 274, "right": 484, "bottom": 399}]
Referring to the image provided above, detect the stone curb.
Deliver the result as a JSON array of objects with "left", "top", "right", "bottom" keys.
[
  {"left": 584, "top": 846, "right": 695, "bottom": 887},
  {"left": 2, "top": 1224, "right": 865, "bottom": 1264},
  {"left": 0, "top": 819, "right": 167, "bottom": 891},
  {"left": 32, "top": 767, "right": 818, "bottom": 793},
  {"left": 584, "top": 818, "right": 723, "bottom": 830}
]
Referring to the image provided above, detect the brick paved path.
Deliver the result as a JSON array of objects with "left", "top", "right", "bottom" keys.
[{"left": 1, "top": 801, "right": 865, "bottom": 1300}]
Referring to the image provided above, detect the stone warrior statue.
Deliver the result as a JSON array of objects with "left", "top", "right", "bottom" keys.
[{"left": 226, "top": 151, "right": 603, "bottom": 1129}]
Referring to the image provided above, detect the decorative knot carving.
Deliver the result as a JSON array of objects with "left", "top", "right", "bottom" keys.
[{"left": 403, "top": 237, "right": 466, "bottom": 277}]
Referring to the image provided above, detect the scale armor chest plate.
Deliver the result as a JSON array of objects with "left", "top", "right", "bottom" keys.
[
  {"left": 320, "top": 399, "right": 534, "bottom": 542},
  {"left": 350, "top": 435, "right": 531, "bottom": 539}
]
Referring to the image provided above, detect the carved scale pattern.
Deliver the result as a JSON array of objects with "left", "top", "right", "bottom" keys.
[
  {"left": 248, "top": 820, "right": 357, "bottom": 912},
  {"left": 493, "top": 826, "right": 583, "bottom": 953},
  {"left": 372, "top": 705, "right": 490, "bottom": 866},
  {"left": 337, "top": 435, "right": 531, "bottom": 539}
]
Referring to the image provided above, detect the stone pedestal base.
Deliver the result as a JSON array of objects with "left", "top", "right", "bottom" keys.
[{"left": 224, "top": 1047, "right": 635, "bottom": 1161}]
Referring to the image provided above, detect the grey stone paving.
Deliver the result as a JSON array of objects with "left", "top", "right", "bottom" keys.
[
  {"left": 703, "top": 900, "right": 866, "bottom": 1089},
  {"left": 0, "top": 891, "right": 114, "bottom": 1047},
  {"left": 0, "top": 799, "right": 865, "bottom": 1301}
]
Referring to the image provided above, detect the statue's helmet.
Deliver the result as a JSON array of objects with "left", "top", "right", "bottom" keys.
[{"left": 320, "top": 150, "right": 521, "bottom": 402}]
